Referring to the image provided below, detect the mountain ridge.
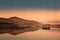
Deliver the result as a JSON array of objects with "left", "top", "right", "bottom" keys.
[{"left": 0, "top": 16, "right": 42, "bottom": 30}]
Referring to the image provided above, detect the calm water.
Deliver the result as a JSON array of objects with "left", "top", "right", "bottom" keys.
[{"left": 0, "top": 28, "right": 60, "bottom": 40}]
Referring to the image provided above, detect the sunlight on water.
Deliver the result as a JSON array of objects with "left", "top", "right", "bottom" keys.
[{"left": 0, "top": 29, "right": 60, "bottom": 40}]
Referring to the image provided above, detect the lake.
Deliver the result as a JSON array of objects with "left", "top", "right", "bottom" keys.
[{"left": 0, "top": 28, "right": 60, "bottom": 40}]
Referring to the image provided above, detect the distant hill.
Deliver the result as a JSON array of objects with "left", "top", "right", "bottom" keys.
[
  {"left": 0, "top": 16, "right": 42, "bottom": 30},
  {"left": 48, "top": 20, "right": 60, "bottom": 24}
]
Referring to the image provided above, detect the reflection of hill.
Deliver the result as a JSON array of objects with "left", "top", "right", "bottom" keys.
[{"left": 0, "top": 29, "right": 38, "bottom": 35}]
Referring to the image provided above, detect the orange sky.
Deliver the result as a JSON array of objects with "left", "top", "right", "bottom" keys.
[{"left": 0, "top": 9, "right": 60, "bottom": 23}]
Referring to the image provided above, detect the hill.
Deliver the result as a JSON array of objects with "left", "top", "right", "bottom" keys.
[{"left": 0, "top": 16, "right": 42, "bottom": 30}]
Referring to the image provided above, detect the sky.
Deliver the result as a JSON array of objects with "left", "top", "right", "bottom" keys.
[
  {"left": 0, "top": 0, "right": 60, "bottom": 9},
  {"left": 0, "top": 0, "right": 60, "bottom": 23}
]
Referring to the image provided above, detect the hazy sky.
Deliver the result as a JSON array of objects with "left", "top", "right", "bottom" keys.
[
  {"left": 0, "top": 0, "right": 60, "bottom": 23},
  {"left": 0, "top": 9, "right": 60, "bottom": 23}
]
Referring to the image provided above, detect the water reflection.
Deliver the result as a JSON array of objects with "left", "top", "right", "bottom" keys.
[
  {"left": 0, "top": 28, "right": 60, "bottom": 35},
  {"left": 0, "top": 29, "right": 60, "bottom": 40},
  {"left": 0, "top": 29, "right": 39, "bottom": 35}
]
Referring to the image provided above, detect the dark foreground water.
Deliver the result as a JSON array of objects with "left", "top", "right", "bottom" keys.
[{"left": 0, "top": 28, "right": 60, "bottom": 40}]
